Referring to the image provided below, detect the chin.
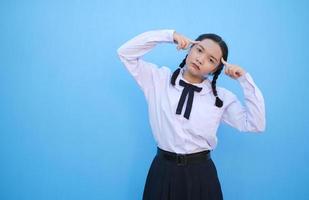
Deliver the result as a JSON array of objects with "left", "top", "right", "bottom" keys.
[
  {"left": 189, "top": 68, "right": 202, "bottom": 77},
  {"left": 189, "top": 71, "right": 203, "bottom": 80},
  {"left": 187, "top": 65, "right": 196, "bottom": 73}
]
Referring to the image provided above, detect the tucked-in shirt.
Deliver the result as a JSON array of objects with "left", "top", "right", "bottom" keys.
[{"left": 117, "top": 29, "right": 266, "bottom": 154}]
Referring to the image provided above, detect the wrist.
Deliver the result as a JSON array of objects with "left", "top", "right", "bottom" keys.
[{"left": 237, "top": 71, "right": 248, "bottom": 81}]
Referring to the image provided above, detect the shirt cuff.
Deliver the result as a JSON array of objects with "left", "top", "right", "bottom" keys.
[
  {"left": 237, "top": 72, "right": 256, "bottom": 93},
  {"left": 164, "top": 29, "right": 176, "bottom": 43}
]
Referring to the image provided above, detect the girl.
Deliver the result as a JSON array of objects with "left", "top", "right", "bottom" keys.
[{"left": 117, "top": 29, "right": 265, "bottom": 200}]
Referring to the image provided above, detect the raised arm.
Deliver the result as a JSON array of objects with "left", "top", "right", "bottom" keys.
[
  {"left": 221, "top": 59, "right": 266, "bottom": 132},
  {"left": 117, "top": 30, "right": 175, "bottom": 93}
]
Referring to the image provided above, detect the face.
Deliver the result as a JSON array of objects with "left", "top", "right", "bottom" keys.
[{"left": 185, "top": 39, "right": 223, "bottom": 78}]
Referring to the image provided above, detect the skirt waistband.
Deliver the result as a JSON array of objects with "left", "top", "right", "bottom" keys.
[{"left": 156, "top": 147, "right": 211, "bottom": 166}]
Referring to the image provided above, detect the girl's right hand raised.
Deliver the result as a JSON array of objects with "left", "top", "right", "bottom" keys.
[{"left": 173, "top": 31, "right": 199, "bottom": 50}]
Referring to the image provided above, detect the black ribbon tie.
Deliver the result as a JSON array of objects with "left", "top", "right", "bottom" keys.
[{"left": 176, "top": 80, "right": 202, "bottom": 119}]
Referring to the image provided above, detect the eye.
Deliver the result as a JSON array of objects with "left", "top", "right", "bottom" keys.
[
  {"left": 210, "top": 59, "right": 214, "bottom": 63},
  {"left": 197, "top": 48, "right": 202, "bottom": 53}
]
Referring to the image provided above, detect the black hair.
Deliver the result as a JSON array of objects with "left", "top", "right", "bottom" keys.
[{"left": 170, "top": 33, "right": 228, "bottom": 108}]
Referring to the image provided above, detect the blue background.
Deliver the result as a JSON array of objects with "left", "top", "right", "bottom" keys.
[{"left": 1, "top": 0, "right": 308, "bottom": 199}]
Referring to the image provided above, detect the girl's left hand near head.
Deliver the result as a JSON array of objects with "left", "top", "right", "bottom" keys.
[
  {"left": 173, "top": 31, "right": 199, "bottom": 50},
  {"left": 221, "top": 58, "right": 246, "bottom": 79}
]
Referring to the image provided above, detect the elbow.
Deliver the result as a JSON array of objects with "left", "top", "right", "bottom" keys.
[
  {"left": 241, "top": 118, "right": 266, "bottom": 133},
  {"left": 252, "top": 120, "right": 266, "bottom": 133},
  {"left": 257, "top": 114, "right": 266, "bottom": 132},
  {"left": 256, "top": 125, "right": 266, "bottom": 133},
  {"left": 117, "top": 47, "right": 127, "bottom": 63},
  {"left": 117, "top": 47, "right": 123, "bottom": 58},
  {"left": 117, "top": 46, "right": 131, "bottom": 62}
]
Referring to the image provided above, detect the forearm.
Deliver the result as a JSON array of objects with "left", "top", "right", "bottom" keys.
[
  {"left": 117, "top": 29, "right": 175, "bottom": 61},
  {"left": 238, "top": 72, "right": 266, "bottom": 132}
]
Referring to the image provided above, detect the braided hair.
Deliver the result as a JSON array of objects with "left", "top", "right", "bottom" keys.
[{"left": 170, "top": 34, "right": 228, "bottom": 108}]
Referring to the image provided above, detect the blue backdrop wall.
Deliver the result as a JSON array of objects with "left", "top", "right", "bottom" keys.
[{"left": 1, "top": 0, "right": 308, "bottom": 199}]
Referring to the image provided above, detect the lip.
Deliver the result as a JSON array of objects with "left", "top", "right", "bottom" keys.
[{"left": 191, "top": 63, "right": 200, "bottom": 70}]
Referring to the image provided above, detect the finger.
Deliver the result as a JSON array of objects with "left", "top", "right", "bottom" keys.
[
  {"left": 221, "top": 58, "right": 232, "bottom": 67},
  {"left": 226, "top": 66, "right": 231, "bottom": 75},
  {"left": 235, "top": 70, "right": 242, "bottom": 78},
  {"left": 179, "top": 39, "right": 185, "bottom": 49},
  {"left": 221, "top": 57, "right": 227, "bottom": 64},
  {"left": 184, "top": 40, "right": 192, "bottom": 49},
  {"left": 184, "top": 42, "right": 189, "bottom": 49},
  {"left": 229, "top": 68, "right": 235, "bottom": 76},
  {"left": 231, "top": 68, "right": 241, "bottom": 79},
  {"left": 175, "top": 39, "right": 183, "bottom": 50},
  {"left": 177, "top": 39, "right": 184, "bottom": 50},
  {"left": 231, "top": 70, "right": 238, "bottom": 78},
  {"left": 224, "top": 68, "right": 229, "bottom": 75},
  {"left": 224, "top": 65, "right": 228, "bottom": 74},
  {"left": 182, "top": 40, "right": 187, "bottom": 49},
  {"left": 225, "top": 68, "right": 230, "bottom": 76},
  {"left": 189, "top": 40, "right": 199, "bottom": 44},
  {"left": 226, "top": 70, "right": 236, "bottom": 79},
  {"left": 228, "top": 67, "right": 234, "bottom": 77},
  {"left": 234, "top": 69, "right": 240, "bottom": 77},
  {"left": 222, "top": 59, "right": 231, "bottom": 67}
]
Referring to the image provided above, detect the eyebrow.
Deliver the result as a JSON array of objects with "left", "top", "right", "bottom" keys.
[{"left": 197, "top": 44, "right": 219, "bottom": 63}]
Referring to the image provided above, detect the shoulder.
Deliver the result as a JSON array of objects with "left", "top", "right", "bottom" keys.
[
  {"left": 155, "top": 65, "right": 172, "bottom": 80},
  {"left": 142, "top": 64, "right": 172, "bottom": 83},
  {"left": 161, "top": 66, "right": 172, "bottom": 74},
  {"left": 216, "top": 86, "right": 238, "bottom": 104}
]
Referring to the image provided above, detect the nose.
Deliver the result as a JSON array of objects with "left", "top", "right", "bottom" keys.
[{"left": 196, "top": 56, "right": 203, "bottom": 65}]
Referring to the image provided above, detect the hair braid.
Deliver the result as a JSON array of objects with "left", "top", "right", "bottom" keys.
[
  {"left": 211, "top": 66, "right": 224, "bottom": 107},
  {"left": 171, "top": 55, "right": 187, "bottom": 86}
]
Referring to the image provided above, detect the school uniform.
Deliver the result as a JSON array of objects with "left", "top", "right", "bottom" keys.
[{"left": 117, "top": 30, "right": 266, "bottom": 200}]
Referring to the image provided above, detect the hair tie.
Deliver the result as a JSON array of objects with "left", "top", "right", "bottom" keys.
[{"left": 215, "top": 96, "right": 223, "bottom": 108}]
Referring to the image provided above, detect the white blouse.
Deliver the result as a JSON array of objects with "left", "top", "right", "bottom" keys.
[{"left": 117, "top": 29, "right": 266, "bottom": 154}]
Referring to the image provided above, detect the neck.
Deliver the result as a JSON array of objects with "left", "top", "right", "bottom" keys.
[{"left": 183, "top": 69, "right": 204, "bottom": 84}]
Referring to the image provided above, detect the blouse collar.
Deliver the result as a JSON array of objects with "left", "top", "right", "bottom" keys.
[{"left": 173, "top": 68, "right": 212, "bottom": 95}]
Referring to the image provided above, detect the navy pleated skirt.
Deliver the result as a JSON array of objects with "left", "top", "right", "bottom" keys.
[{"left": 142, "top": 147, "right": 223, "bottom": 200}]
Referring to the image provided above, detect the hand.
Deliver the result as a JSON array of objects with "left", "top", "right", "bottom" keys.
[
  {"left": 221, "top": 58, "right": 246, "bottom": 79},
  {"left": 173, "top": 31, "right": 199, "bottom": 50}
]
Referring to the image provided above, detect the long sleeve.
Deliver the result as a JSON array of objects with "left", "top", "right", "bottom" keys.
[
  {"left": 221, "top": 72, "right": 266, "bottom": 132},
  {"left": 117, "top": 30, "right": 175, "bottom": 94}
]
